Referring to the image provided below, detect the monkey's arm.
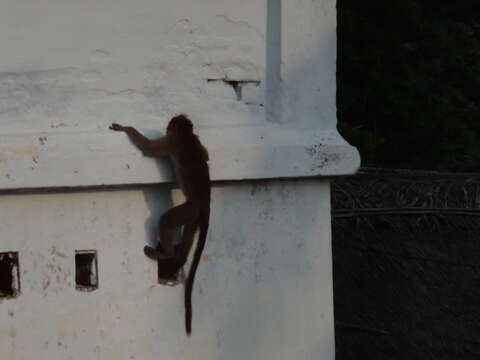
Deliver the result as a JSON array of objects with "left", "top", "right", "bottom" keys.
[
  {"left": 200, "top": 144, "right": 209, "bottom": 161},
  {"left": 149, "top": 137, "right": 171, "bottom": 156},
  {"left": 110, "top": 123, "right": 170, "bottom": 157}
]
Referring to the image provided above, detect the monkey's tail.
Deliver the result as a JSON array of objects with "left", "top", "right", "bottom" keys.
[{"left": 185, "top": 207, "right": 210, "bottom": 336}]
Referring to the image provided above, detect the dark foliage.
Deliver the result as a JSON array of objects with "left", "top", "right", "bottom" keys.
[{"left": 337, "top": 1, "right": 480, "bottom": 171}]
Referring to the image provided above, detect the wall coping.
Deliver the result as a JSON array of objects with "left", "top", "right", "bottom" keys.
[{"left": 0, "top": 126, "right": 359, "bottom": 191}]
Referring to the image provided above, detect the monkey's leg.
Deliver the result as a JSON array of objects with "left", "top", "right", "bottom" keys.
[
  {"left": 144, "top": 202, "right": 199, "bottom": 260},
  {"left": 174, "top": 220, "right": 199, "bottom": 266},
  {"left": 156, "top": 221, "right": 199, "bottom": 283},
  {"left": 158, "top": 202, "right": 200, "bottom": 258}
]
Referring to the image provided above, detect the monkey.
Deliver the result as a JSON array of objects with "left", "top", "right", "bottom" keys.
[{"left": 109, "top": 115, "right": 210, "bottom": 336}]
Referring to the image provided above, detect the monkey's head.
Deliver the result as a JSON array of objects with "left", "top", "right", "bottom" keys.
[{"left": 167, "top": 114, "right": 193, "bottom": 137}]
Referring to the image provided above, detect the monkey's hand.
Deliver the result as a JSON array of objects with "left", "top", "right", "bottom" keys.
[{"left": 109, "top": 123, "right": 126, "bottom": 131}]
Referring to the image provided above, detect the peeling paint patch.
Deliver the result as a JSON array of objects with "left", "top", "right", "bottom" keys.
[
  {"left": 89, "top": 49, "right": 112, "bottom": 64},
  {"left": 0, "top": 145, "right": 37, "bottom": 160},
  {"left": 0, "top": 139, "right": 58, "bottom": 166},
  {"left": 215, "top": 14, "right": 264, "bottom": 39},
  {"left": 50, "top": 123, "right": 66, "bottom": 129},
  {"left": 306, "top": 144, "right": 340, "bottom": 171},
  {"left": 207, "top": 78, "right": 260, "bottom": 102},
  {"left": 50, "top": 246, "right": 66, "bottom": 259},
  {"left": 0, "top": 67, "right": 76, "bottom": 119}
]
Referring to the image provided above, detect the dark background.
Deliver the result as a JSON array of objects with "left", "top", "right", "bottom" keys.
[
  {"left": 337, "top": 0, "right": 480, "bottom": 171},
  {"left": 332, "top": 170, "right": 480, "bottom": 360},
  {"left": 333, "top": 2, "right": 480, "bottom": 358}
]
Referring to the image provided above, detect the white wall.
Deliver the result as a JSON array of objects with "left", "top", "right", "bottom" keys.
[
  {"left": 0, "top": 180, "right": 334, "bottom": 360},
  {"left": 0, "top": 0, "right": 358, "bottom": 189},
  {"left": 0, "top": 0, "right": 338, "bottom": 130},
  {"left": 0, "top": 0, "right": 359, "bottom": 359},
  {"left": 0, "top": 0, "right": 266, "bottom": 131}
]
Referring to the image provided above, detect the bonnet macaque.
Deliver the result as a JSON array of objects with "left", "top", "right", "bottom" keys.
[{"left": 110, "top": 115, "right": 210, "bottom": 335}]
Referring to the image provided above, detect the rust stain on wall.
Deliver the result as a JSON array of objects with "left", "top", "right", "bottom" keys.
[{"left": 0, "top": 144, "right": 57, "bottom": 162}]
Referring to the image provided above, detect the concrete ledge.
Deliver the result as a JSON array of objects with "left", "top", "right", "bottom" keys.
[{"left": 0, "top": 127, "right": 359, "bottom": 190}]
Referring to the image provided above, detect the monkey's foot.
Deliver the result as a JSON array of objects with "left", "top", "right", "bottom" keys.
[
  {"left": 143, "top": 245, "right": 174, "bottom": 260},
  {"left": 158, "top": 278, "right": 180, "bottom": 286},
  {"left": 157, "top": 258, "right": 184, "bottom": 286},
  {"left": 143, "top": 245, "right": 160, "bottom": 260}
]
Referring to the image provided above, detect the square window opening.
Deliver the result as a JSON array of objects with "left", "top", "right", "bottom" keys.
[
  {"left": 75, "top": 250, "right": 98, "bottom": 291},
  {"left": 0, "top": 252, "right": 20, "bottom": 298}
]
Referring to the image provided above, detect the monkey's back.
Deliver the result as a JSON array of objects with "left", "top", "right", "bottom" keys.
[{"left": 172, "top": 134, "right": 210, "bottom": 204}]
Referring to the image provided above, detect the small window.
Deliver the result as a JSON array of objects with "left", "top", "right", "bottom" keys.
[
  {"left": 75, "top": 250, "right": 98, "bottom": 291},
  {"left": 0, "top": 252, "right": 20, "bottom": 298}
]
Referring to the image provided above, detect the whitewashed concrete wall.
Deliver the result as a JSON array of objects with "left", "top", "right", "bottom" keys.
[
  {"left": 0, "top": 0, "right": 359, "bottom": 359},
  {"left": 0, "top": 0, "right": 358, "bottom": 189},
  {"left": 0, "top": 181, "right": 334, "bottom": 360}
]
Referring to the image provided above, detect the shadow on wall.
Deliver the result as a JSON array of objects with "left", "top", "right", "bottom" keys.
[
  {"left": 142, "top": 186, "right": 173, "bottom": 249},
  {"left": 139, "top": 127, "right": 176, "bottom": 249},
  {"left": 265, "top": 0, "right": 282, "bottom": 124},
  {"left": 265, "top": 0, "right": 336, "bottom": 129}
]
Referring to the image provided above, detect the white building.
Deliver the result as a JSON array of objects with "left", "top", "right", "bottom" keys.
[{"left": 0, "top": 1, "right": 359, "bottom": 359}]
